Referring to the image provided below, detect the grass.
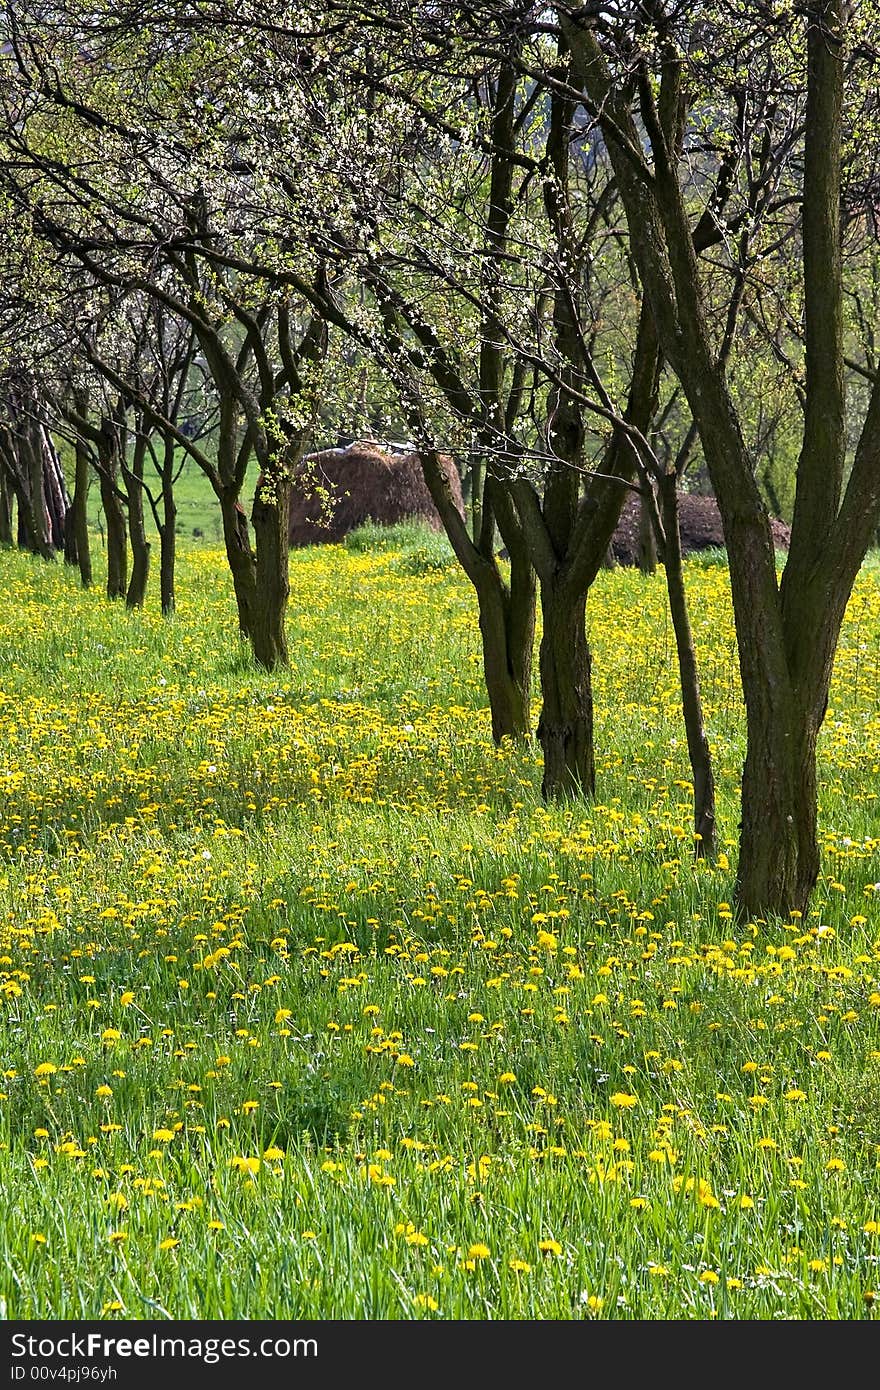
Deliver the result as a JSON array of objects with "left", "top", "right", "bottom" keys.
[{"left": 1, "top": 536, "right": 880, "bottom": 1319}]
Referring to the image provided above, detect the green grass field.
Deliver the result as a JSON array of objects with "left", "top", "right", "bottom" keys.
[
  {"left": 2, "top": 533, "right": 880, "bottom": 1319},
  {"left": 81, "top": 455, "right": 226, "bottom": 547}
]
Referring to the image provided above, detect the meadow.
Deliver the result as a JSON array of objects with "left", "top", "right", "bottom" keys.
[{"left": 2, "top": 529, "right": 880, "bottom": 1320}]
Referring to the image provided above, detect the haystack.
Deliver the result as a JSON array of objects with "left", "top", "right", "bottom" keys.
[
  {"left": 610, "top": 493, "right": 791, "bottom": 565},
  {"left": 287, "top": 441, "right": 464, "bottom": 547}
]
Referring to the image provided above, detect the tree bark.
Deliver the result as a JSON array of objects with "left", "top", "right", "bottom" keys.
[
  {"left": 159, "top": 441, "right": 177, "bottom": 616},
  {"left": 737, "top": 697, "right": 818, "bottom": 917},
  {"left": 98, "top": 422, "right": 128, "bottom": 600},
  {"left": 219, "top": 489, "right": 257, "bottom": 640},
  {"left": 125, "top": 436, "right": 150, "bottom": 609},
  {"left": 474, "top": 547, "right": 535, "bottom": 743},
  {"left": 537, "top": 576, "right": 594, "bottom": 799},
  {"left": 41, "top": 428, "right": 68, "bottom": 551},
  {"left": 250, "top": 471, "right": 290, "bottom": 670},
  {"left": 658, "top": 472, "right": 716, "bottom": 856},
  {"left": 638, "top": 484, "right": 658, "bottom": 574},
  {"left": 24, "top": 423, "right": 54, "bottom": 560},
  {"left": 0, "top": 467, "right": 12, "bottom": 546},
  {"left": 72, "top": 432, "right": 92, "bottom": 588}
]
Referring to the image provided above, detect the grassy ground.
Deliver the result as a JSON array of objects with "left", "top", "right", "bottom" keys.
[
  {"left": 1, "top": 534, "right": 880, "bottom": 1319},
  {"left": 78, "top": 454, "right": 225, "bottom": 547}
]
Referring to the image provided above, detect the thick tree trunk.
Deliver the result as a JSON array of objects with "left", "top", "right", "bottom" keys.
[
  {"left": 638, "top": 485, "right": 658, "bottom": 575},
  {"left": 0, "top": 469, "right": 12, "bottom": 546},
  {"left": 16, "top": 491, "right": 30, "bottom": 549},
  {"left": 159, "top": 521, "right": 176, "bottom": 617},
  {"left": 126, "top": 520, "right": 150, "bottom": 608},
  {"left": 537, "top": 577, "right": 594, "bottom": 799},
  {"left": 219, "top": 490, "right": 257, "bottom": 640},
  {"left": 101, "top": 473, "right": 128, "bottom": 599},
  {"left": 41, "top": 429, "right": 68, "bottom": 551},
  {"left": 659, "top": 473, "right": 716, "bottom": 857},
  {"left": 474, "top": 548, "right": 535, "bottom": 743},
  {"left": 250, "top": 474, "right": 290, "bottom": 670},
  {"left": 72, "top": 437, "right": 92, "bottom": 588},
  {"left": 737, "top": 702, "right": 818, "bottom": 917},
  {"left": 99, "top": 475, "right": 127, "bottom": 601},
  {"left": 124, "top": 441, "right": 150, "bottom": 609},
  {"left": 97, "top": 420, "right": 128, "bottom": 599},
  {"left": 24, "top": 426, "right": 54, "bottom": 560}
]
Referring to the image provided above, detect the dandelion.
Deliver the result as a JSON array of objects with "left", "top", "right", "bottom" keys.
[
  {"left": 467, "top": 1243, "right": 490, "bottom": 1260},
  {"left": 538, "top": 1239, "right": 563, "bottom": 1257},
  {"left": 609, "top": 1093, "right": 638, "bottom": 1109},
  {"left": 230, "top": 1156, "right": 261, "bottom": 1176}
]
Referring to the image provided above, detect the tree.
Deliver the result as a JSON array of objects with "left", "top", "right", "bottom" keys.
[{"left": 562, "top": 0, "right": 880, "bottom": 914}]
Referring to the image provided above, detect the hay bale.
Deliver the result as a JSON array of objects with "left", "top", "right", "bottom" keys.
[
  {"left": 611, "top": 493, "right": 791, "bottom": 565},
  {"left": 286, "top": 441, "right": 464, "bottom": 547}
]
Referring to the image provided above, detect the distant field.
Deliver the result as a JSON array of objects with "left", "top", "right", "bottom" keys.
[
  {"left": 1, "top": 539, "right": 880, "bottom": 1319},
  {"left": 82, "top": 454, "right": 227, "bottom": 547}
]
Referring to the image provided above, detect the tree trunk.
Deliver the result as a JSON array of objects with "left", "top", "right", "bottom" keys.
[
  {"left": 537, "top": 576, "right": 594, "bottom": 799},
  {"left": 219, "top": 489, "right": 257, "bottom": 640},
  {"left": 659, "top": 473, "right": 716, "bottom": 857},
  {"left": 160, "top": 466, "right": 177, "bottom": 616},
  {"left": 24, "top": 425, "right": 54, "bottom": 560},
  {"left": 638, "top": 484, "right": 658, "bottom": 575},
  {"left": 126, "top": 521, "right": 150, "bottom": 608},
  {"left": 96, "top": 419, "right": 128, "bottom": 599},
  {"left": 41, "top": 428, "right": 68, "bottom": 551},
  {"left": 16, "top": 490, "right": 30, "bottom": 549},
  {"left": 0, "top": 469, "right": 12, "bottom": 546},
  {"left": 250, "top": 473, "right": 291, "bottom": 670},
  {"left": 154, "top": 436, "right": 177, "bottom": 616},
  {"left": 737, "top": 700, "right": 818, "bottom": 918},
  {"left": 124, "top": 439, "right": 150, "bottom": 609},
  {"left": 72, "top": 436, "right": 92, "bottom": 588},
  {"left": 474, "top": 548, "right": 535, "bottom": 743}
]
